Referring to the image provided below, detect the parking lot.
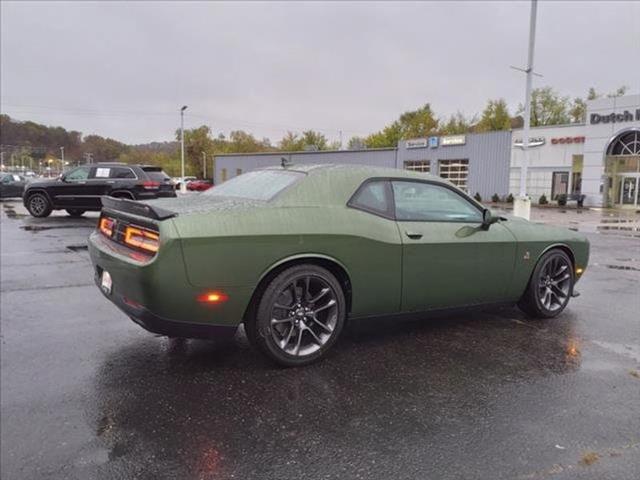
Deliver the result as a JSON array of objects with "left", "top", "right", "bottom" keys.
[{"left": 1, "top": 199, "right": 639, "bottom": 480}]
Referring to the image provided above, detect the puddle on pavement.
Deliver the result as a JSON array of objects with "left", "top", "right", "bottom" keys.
[
  {"left": 605, "top": 264, "right": 640, "bottom": 272},
  {"left": 2, "top": 204, "right": 27, "bottom": 219},
  {"left": 67, "top": 245, "right": 89, "bottom": 252},
  {"left": 21, "top": 224, "right": 94, "bottom": 232}
]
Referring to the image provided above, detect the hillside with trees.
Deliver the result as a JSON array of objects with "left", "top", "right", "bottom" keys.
[{"left": 0, "top": 85, "right": 629, "bottom": 176}]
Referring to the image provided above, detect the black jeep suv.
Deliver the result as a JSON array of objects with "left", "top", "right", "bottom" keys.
[{"left": 23, "top": 163, "right": 176, "bottom": 218}]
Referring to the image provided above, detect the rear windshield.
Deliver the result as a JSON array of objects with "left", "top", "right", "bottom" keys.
[
  {"left": 205, "top": 170, "right": 304, "bottom": 201},
  {"left": 142, "top": 167, "right": 171, "bottom": 182}
]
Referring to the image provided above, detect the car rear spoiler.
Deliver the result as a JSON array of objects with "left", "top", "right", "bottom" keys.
[{"left": 100, "top": 196, "right": 177, "bottom": 221}]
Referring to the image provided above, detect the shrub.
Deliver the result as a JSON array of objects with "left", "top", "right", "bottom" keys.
[
  {"left": 539, "top": 194, "right": 548, "bottom": 205},
  {"left": 506, "top": 193, "right": 514, "bottom": 203},
  {"left": 491, "top": 193, "right": 500, "bottom": 203},
  {"left": 557, "top": 193, "right": 568, "bottom": 206},
  {"left": 474, "top": 192, "right": 482, "bottom": 202}
]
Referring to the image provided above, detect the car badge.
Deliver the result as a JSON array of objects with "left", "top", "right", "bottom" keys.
[{"left": 523, "top": 251, "right": 531, "bottom": 260}]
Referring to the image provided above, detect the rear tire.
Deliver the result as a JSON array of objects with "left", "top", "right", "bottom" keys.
[
  {"left": 66, "top": 209, "right": 85, "bottom": 217},
  {"left": 26, "top": 193, "right": 52, "bottom": 218},
  {"left": 245, "top": 265, "right": 346, "bottom": 367},
  {"left": 518, "top": 249, "right": 574, "bottom": 318}
]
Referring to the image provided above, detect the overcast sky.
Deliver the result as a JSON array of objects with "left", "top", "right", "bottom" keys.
[{"left": 1, "top": 1, "right": 639, "bottom": 145}]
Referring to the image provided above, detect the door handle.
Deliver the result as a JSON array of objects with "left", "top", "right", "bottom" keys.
[{"left": 405, "top": 231, "right": 423, "bottom": 240}]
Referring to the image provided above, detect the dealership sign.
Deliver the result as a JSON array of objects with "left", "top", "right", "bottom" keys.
[
  {"left": 513, "top": 137, "right": 545, "bottom": 148},
  {"left": 441, "top": 135, "right": 466, "bottom": 146},
  {"left": 406, "top": 139, "right": 428, "bottom": 149},
  {"left": 590, "top": 109, "right": 640, "bottom": 124},
  {"left": 551, "top": 136, "right": 585, "bottom": 145},
  {"left": 428, "top": 136, "right": 439, "bottom": 148}
]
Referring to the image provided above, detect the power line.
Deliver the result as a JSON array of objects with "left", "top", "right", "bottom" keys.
[{"left": 1, "top": 102, "right": 369, "bottom": 138}]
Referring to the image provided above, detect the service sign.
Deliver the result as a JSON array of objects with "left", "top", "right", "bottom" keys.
[
  {"left": 513, "top": 137, "right": 546, "bottom": 148},
  {"left": 428, "top": 136, "right": 439, "bottom": 148},
  {"left": 441, "top": 135, "right": 466, "bottom": 146},
  {"left": 406, "top": 139, "right": 428, "bottom": 149}
]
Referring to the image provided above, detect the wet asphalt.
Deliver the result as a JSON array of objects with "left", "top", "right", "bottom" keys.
[{"left": 1, "top": 199, "right": 639, "bottom": 480}]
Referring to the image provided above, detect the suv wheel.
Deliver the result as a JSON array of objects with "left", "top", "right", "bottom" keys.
[
  {"left": 245, "top": 265, "right": 346, "bottom": 367},
  {"left": 66, "top": 209, "right": 85, "bottom": 217},
  {"left": 26, "top": 193, "right": 53, "bottom": 218}
]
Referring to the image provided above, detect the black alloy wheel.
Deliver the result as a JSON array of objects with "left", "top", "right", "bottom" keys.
[
  {"left": 519, "top": 249, "right": 574, "bottom": 318},
  {"left": 246, "top": 264, "right": 346, "bottom": 367},
  {"left": 26, "top": 193, "right": 52, "bottom": 218}
]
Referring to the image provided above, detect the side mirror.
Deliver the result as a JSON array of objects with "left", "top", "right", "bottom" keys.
[{"left": 481, "top": 208, "right": 500, "bottom": 229}]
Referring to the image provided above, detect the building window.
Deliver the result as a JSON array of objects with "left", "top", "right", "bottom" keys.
[
  {"left": 404, "top": 160, "right": 430, "bottom": 173},
  {"left": 438, "top": 159, "right": 469, "bottom": 191},
  {"left": 551, "top": 171, "right": 569, "bottom": 199},
  {"left": 236, "top": 168, "right": 243, "bottom": 176},
  {"left": 221, "top": 168, "right": 227, "bottom": 182}
]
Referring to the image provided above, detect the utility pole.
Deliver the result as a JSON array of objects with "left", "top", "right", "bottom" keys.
[
  {"left": 180, "top": 105, "right": 188, "bottom": 193},
  {"left": 339, "top": 130, "right": 343, "bottom": 150},
  {"left": 513, "top": 0, "right": 538, "bottom": 220},
  {"left": 60, "top": 147, "right": 65, "bottom": 171},
  {"left": 202, "top": 151, "right": 207, "bottom": 179}
]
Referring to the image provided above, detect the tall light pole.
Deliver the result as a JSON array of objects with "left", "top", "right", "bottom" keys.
[
  {"left": 60, "top": 146, "right": 65, "bottom": 173},
  {"left": 202, "top": 151, "right": 207, "bottom": 179},
  {"left": 514, "top": 0, "right": 538, "bottom": 220},
  {"left": 180, "top": 105, "right": 188, "bottom": 193}
]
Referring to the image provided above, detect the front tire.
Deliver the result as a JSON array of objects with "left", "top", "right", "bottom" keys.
[
  {"left": 66, "top": 209, "right": 85, "bottom": 217},
  {"left": 518, "top": 249, "right": 574, "bottom": 318},
  {"left": 245, "top": 265, "right": 346, "bottom": 367},
  {"left": 26, "top": 193, "right": 52, "bottom": 218}
]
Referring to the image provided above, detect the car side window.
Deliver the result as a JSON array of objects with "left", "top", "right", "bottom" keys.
[
  {"left": 65, "top": 167, "right": 91, "bottom": 182},
  {"left": 2, "top": 175, "right": 12, "bottom": 183},
  {"left": 392, "top": 180, "right": 482, "bottom": 222},
  {"left": 110, "top": 167, "right": 136, "bottom": 179},
  {"left": 349, "top": 180, "right": 393, "bottom": 218}
]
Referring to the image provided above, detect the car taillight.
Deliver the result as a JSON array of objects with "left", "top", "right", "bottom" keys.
[
  {"left": 141, "top": 181, "right": 160, "bottom": 190},
  {"left": 124, "top": 226, "right": 159, "bottom": 253},
  {"left": 99, "top": 216, "right": 115, "bottom": 237}
]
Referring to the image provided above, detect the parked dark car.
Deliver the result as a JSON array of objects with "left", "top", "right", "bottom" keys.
[
  {"left": 23, "top": 163, "right": 176, "bottom": 218},
  {"left": 186, "top": 179, "right": 213, "bottom": 191},
  {"left": 1, "top": 173, "right": 27, "bottom": 198}
]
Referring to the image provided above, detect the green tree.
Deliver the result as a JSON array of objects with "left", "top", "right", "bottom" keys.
[
  {"left": 365, "top": 103, "right": 439, "bottom": 148},
  {"left": 227, "top": 130, "right": 271, "bottom": 153},
  {"left": 347, "top": 136, "right": 366, "bottom": 150},
  {"left": 569, "top": 98, "right": 586, "bottom": 123},
  {"left": 440, "top": 112, "right": 473, "bottom": 135},
  {"left": 365, "top": 121, "right": 403, "bottom": 148},
  {"left": 300, "top": 130, "right": 328, "bottom": 150},
  {"left": 279, "top": 131, "right": 305, "bottom": 151},
  {"left": 475, "top": 99, "right": 511, "bottom": 132},
  {"left": 518, "top": 86, "right": 571, "bottom": 126},
  {"left": 81, "top": 134, "right": 129, "bottom": 162}
]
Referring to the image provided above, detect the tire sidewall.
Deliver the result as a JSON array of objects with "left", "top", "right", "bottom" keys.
[
  {"left": 530, "top": 250, "right": 574, "bottom": 318},
  {"left": 254, "top": 265, "right": 346, "bottom": 367}
]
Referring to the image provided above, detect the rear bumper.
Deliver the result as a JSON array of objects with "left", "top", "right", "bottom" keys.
[
  {"left": 93, "top": 269, "right": 237, "bottom": 340},
  {"left": 88, "top": 230, "right": 252, "bottom": 337}
]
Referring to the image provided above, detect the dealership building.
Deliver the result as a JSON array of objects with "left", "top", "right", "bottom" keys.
[{"left": 214, "top": 94, "right": 640, "bottom": 208}]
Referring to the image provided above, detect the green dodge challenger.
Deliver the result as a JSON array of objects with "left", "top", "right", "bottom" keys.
[{"left": 88, "top": 164, "right": 589, "bottom": 366}]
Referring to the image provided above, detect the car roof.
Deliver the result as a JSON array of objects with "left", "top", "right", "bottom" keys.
[
  {"left": 265, "top": 163, "right": 443, "bottom": 183},
  {"left": 265, "top": 163, "right": 451, "bottom": 206}
]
